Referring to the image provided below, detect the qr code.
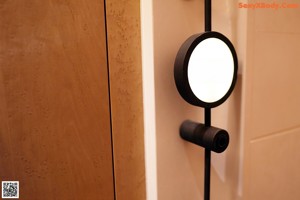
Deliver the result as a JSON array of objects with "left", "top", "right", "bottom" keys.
[{"left": 2, "top": 181, "right": 19, "bottom": 199}]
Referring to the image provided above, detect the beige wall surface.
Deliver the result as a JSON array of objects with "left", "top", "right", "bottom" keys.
[
  {"left": 152, "top": 0, "right": 242, "bottom": 199},
  {"left": 151, "top": 0, "right": 300, "bottom": 199},
  {"left": 242, "top": 2, "right": 300, "bottom": 200}
]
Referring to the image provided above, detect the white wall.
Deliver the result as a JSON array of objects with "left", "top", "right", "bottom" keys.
[{"left": 141, "top": 0, "right": 157, "bottom": 199}]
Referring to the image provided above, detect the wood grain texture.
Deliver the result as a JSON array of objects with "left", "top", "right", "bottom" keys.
[
  {"left": 105, "top": 0, "right": 146, "bottom": 199},
  {"left": 0, "top": 0, "right": 114, "bottom": 199}
]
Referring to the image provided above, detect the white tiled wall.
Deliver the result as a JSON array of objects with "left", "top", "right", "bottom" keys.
[{"left": 243, "top": 4, "right": 300, "bottom": 200}]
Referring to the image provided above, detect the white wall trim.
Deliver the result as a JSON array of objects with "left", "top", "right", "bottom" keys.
[{"left": 141, "top": 0, "right": 158, "bottom": 199}]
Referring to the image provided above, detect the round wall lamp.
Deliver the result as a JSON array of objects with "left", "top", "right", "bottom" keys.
[{"left": 174, "top": 31, "right": 238, "bottom": 108}]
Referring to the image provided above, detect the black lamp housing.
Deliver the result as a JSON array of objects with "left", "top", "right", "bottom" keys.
[
  {"left": 174, "top": 31, "right": 238, "bottom": 108},
  {"left": 180, "top": 120, "right": 229, "bottom": 153}
]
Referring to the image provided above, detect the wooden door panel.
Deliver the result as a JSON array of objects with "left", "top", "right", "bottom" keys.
[{"left": 0, "top": 0, "right": 114, "bottom": 199}]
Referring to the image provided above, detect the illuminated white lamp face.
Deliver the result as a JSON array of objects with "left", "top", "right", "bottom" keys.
[{"left": 187, "top": 38, "right": 235, "bottom": 103}]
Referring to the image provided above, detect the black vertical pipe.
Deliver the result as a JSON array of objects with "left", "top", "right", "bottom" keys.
[
  {"left": 204, "top": 0, "right": 211, "bottom": 199},
  {"left": 204, "top": 108, "right": 211, "bottom": 127},
  {"left": 204, "top": 150, "right": 211, "bottom": 200},
  {"left": 204, "top": 108, "right": 211, "bottom": 200},
  {"left": 205, "top": 0, "right": 211, "bottom": 32}
]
